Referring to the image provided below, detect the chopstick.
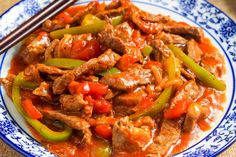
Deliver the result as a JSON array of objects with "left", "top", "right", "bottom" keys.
[{"left": 0, "top": 0, "right": 78, "bottom": 55}]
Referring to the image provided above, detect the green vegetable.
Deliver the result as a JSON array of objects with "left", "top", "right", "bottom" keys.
[
  {"left": 168, "top": 45, "right": 226, "bottom": 91},
  {"left": 111, "top": 15, "right": 123, "bottom": 26},
  {"left": 16, "top": 73, "right": 39, "bottom": 89},
  {"left": 129, "top": 87, "right": 173, "bottom": 120},
  {"left": 50, "top": 21, "right": 105, "bottom": 39},
  {"left": 12, "top": 72, "right": 72, "bottom": 141},
  {"left": 92, "top": 141, "right": 111, "bottom": 157},
  {"left": 81, "top": 14, "right": 105, "bottom": 26},
  {"left": 50, "top": 14, "right": 123, "bottom": 39},
  {"left": 142, "top": 45, "right": 153, "bottom": 56},
  {"left": 44, "top": 58, "right": 85, "bottom": 69},
  {"left": 99, "top": 68, "right": 120, "bottom": 76}
]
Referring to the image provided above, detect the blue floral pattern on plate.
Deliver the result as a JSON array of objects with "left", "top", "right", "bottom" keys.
[{"left": 0, "top": 0, "right": 235, "bottom": 157}]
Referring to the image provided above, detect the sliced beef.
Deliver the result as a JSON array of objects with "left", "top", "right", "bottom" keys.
[
  {"left": 24, "top": 64, "right": 66, "bottom": 82},
  {"left": 187, "top": 39, "right": 203, "bottom": 63},
  {"left": 52, "top": 49, "right": 120, "bottom": 94},
  {"left": 40, "top": 110, "right": 92, "bottom": 144},
  {"left": 156, "top": 31, "right": 187, "bottom": 45},
  {"left": 52, "top": 72, "right": 75, "bottom": 94},
  {"left": 168, "top": 81, "right": 199, "bottom": 110},
  {"left": 154, "top": 119, "right": 182, "bottom": 156},
  {"left": 112, "top": 116, "right": 155, "bottom": 153},
  {"left": 0, "top": 74, "right": 15, "bottom": 97},
  {"left": 74, "top": 49, "right": 121, "bottom": 77},
  {"left": 37, "top": 64, "right": 66, "bottom": 75},
  {"left": 98, "top": 23, "right": 143, "bottom": 61},
  {"left": 45, "top": 39, "right": 59, "bottom": 60},
  {"left": 164, "top": 25, "right": 204, "bottom": 43},
  {"left": 200, "top": 52, "right": 225, "bottom": 77},
  {"left": 114, "top": 89, "right": 147, "bottom": 106},
  {"left": 20, "top": 33, "right": 50, "bottom": 64},
  {"left": 60, "top": 94, "right": 88, "bottom": 112},
  {"left": 33, "top": 82, "right": 52, "bottom": 101},
  {"left": 150, "top": 38, "right": 172, "bottom": 58},
  {"left": 100, "top": 66, "right": 154, "bottom": 91},
  {"left": 24, "top": 64, "right": 41, "bottom": 82}
]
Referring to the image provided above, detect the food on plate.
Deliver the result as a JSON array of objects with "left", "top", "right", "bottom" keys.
[{"left": 0, "top": 0, "right": 226, "bottom": 156}]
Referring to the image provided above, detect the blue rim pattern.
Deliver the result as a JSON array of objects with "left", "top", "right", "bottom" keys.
[{"left": 0, "top": 0, "right": 235, "bottom": 157}]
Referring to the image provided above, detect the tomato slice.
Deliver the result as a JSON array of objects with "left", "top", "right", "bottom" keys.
[
  {"left": 71, "top": 40, "right": 102, "bottom": 61},
  {"left": 86, "top": 96, "right": 112, "bottom": 114},
  {"left": 95, "top": 124, "right": 112, "bottom": 139},
  {"left": 117, "top": 54, "right": 138, "bottom": 71}
]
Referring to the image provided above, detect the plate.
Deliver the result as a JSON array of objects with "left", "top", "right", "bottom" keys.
[{"left": 0, "top": 0, "right": 235, "bottom": 156}]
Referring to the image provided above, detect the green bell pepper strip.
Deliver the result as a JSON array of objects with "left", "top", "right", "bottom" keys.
[
  {"left": 50, "top": 14, "right": 123, "bottom": 39},
  {"left": 50, "top": 21, "right": 105, "bottom": 39},
  {"left": 111, "top": 15, "right": 123, "bottom": 26},
  {"left": 16, "top": 73, "right": 39, "bottom": 89},
  {"left": 44, "top": 58, "right": 85, "bottom": 69},
  {"left": 168, "top": 45, "right": 226, "bottom": 91},
  {"left": 129, "top": 87, "right": 173, "bottom": 120},
  {"left": 99, "top": 67, "right": 120, "bottom": 76},
  {"left": 12, "top": 72, "right": 72, "bottom": 141},
  {"left": 81, "top": 14, "right": 103, "bottom": 26},
  {"left": 142, "top": 45, "right": 153, "bottom": 56},
  {"left": 92, "top": 142, "right": 111, "bottom": 157},
  {"left": 129, "top": 54, "right": 177, "bottom": 120}
]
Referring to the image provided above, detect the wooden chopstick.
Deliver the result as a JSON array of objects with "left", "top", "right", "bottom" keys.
[{"left": 0, "top": 0, "right": 78, "bottom": 55}]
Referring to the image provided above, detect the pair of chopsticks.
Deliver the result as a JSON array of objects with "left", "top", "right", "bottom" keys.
[{"left": 0, "top": 0, "right": 78, "bottom": 55}]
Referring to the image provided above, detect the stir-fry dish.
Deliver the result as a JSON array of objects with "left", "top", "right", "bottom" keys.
[{"left": 0, "top": 0, "right": 227, "bottom": 156}]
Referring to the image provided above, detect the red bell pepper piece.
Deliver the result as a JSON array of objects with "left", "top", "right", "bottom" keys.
[
  {"left": 22, "top": 99, "right": 42, "bottom": 120},
  {"left": 95, "top": 124, "right": 112, "bottom": 139}
]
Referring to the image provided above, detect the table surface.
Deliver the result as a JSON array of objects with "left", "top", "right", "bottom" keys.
[{"left": 0, "top": 0, "right": 235, "bottom": 157}]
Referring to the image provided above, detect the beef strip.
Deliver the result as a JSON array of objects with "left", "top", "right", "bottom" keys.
[
  {"left": 74, "top": 49, "right": 121, "bottom": 77},
  {"left": 154, "top": 119, "right": 182, "bottom": 156},
  {"left": 200, "top": 52, "right": 225, "bottom": 77},
  {"left": 164, "top": 25, "right": 204, "bottom": 43},
  {"left": 37, "top": 64, "right": 66, "bottom": 75},
  {"left": 150, "top": 38, "right": 172, "bottom": 58},
  {"left": 168, "top": 81, "right": 199, "bottom": 110},
  {"left": 113, "top": 89, "right": 147, "bottom": 116},
  {"left": 24, "top": 64, "right": 41, "bottom": 82},
  {"left": 100, "top": 66, "right": 155, "bottom": 91},
  {"left": 60, "top": 94, "right": 88, "bottom": 112},
  {"left": 114, "top": 89, "right": 147, "bottom": 106},
  {"left": 40, "top": 110, "right": 92, "bottom": 144},
  {"left": 0, "top": 74, "right": 15, "bottom": 97},
  {"left": 156, "top": 32, "right": 187, "bottom": 45},
  {"left": 24, "top": 64, "right": 66, "bottom": 82},
  {"left": 52, "top": 49, "right": 120, "bottom": 94},
  {"left": 45, "top": 39, "right": 59, "bottom": 60},
  {"left": 98, "top": 22, "right": 143, "bottom": 61},
  {"left": 33, "top": 82, "right": 52, "bottom": 101},
  {"left": 52, "top": 72, "right": 75, "bottom": 95},
  {"left": 187, "top": 39, "right": 203, "bottom": 63},
  {"left": 20, "top": 33, "right": 50, "bottom": 64},
  {"left": 112, "top": 116, "right": 155, "bottom": 153}
]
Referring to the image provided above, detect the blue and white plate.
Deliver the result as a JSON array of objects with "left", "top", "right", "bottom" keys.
[{"left": 0, "top": 0, "right": 235, "bottom": 156}]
